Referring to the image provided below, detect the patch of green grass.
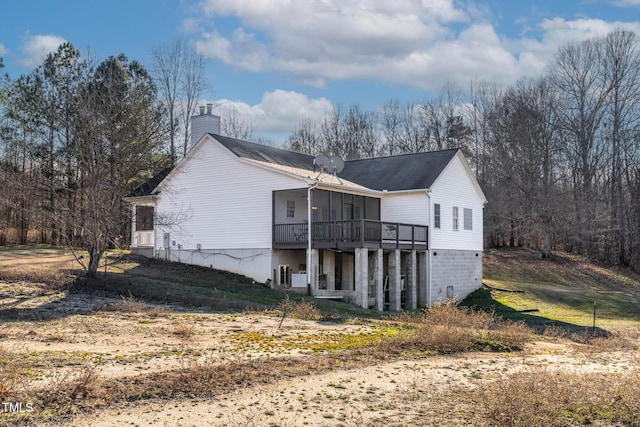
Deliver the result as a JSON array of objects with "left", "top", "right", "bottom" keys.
[
  {"left": 465, "top": 250, "right": 640, "bottom": 330},
  {"left": 87, "top": 256, "right": 379, "bottom": 319},
  {"left": 226, "top": 327, "right": 400, "bottom": 354}
]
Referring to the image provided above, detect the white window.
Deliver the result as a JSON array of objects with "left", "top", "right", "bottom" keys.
[
  {"left": 453, "top": 207, "right": 459, "bottom": 231},
  {"left": 434, "top": 203, "right": 441, "bottom": 229},
  {"left": 464, "top": 208, "right": 472, "bottom": 230},
  {"left": 286, "top": 200, "right": 295, "bottom": 218}
]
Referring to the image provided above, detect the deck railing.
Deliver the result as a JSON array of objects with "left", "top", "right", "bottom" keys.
[{"left": 273, "top": 220, "right": 427, "bottom": 249}]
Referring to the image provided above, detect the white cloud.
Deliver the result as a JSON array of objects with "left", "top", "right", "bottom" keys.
[
  {"left": 538, "top": 17, "right": 627, "bottom": 44},
  {"left": 0, "top": 43, "right": 8, "bottom": 56},
  {"left": 212, "top": 89, "right": 334, "bottom": 140},
  {"left": 190, "top": 0, "right": 640, "bottom": 91},
  {"left": 611, "top": 0, "right": 640, "bottom": 6},
  {"left": 181, "top": 18, "right": 201, "bottom": 34},
  {"left": 512, "top": 18, "right": 640, "bottom": 77},
  {"left": 193, "top": 0, "right": 465, "bottom": 82},
  {"left": 20, "top": 34, "right": 67, "bottom": 69}
]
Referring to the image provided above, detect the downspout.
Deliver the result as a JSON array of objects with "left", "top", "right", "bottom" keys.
[
  {"left": 425, "top": 189, "right": 432, "bottom": 307},
  {"left": 307, "top": 181, "right": 320, "bottom": 294}
]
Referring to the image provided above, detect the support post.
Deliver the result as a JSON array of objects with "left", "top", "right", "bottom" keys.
[
  {"left": 408, "top": 250, "right": 417, "bottom": 310},
  {"left": 355, "top": 248, "right": 369, "bottom": 309},
  {"left": 324, "top": 250, "right": 335, "bottom": 291},
  {"left": 419, "top": 251, "right": 428, "bottom": 308},
  {"left": 389, "top": 249, "right": 402, "bottom": 311},
  {"left": 310, "top": 249, "right": 320, "bottom": 293},
  {"left": 376, "top": 249, "right": 384, "bottom": 312}
]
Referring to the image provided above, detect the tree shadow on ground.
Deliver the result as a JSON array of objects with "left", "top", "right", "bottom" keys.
[
  {"left": 0, "top": 278, "right": 104, "bottom": 322},
  {"left": 0, "top": 258, "right": 226, "bottom": 322},
  {"left": 462, "top": 286, "right": 610, "bottom": 337},
  {"left": 0, "top": 253, "right": 375, "bottom": 323}
]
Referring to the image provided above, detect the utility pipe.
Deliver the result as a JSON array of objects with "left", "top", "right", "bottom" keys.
[{"left": 307, "top": 181, "right": 320, "bottom": 294}]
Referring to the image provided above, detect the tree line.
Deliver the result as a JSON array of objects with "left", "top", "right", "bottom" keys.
[
  {"left": 285, "top": 29, "right": 640, "bottom": 270},
  {"left": 0, "top": 39, "right": 214, "bottom": 275},
  {"left": 0, "top": 43, "right": 172, "bottom": 274},
  {"left": 1, "top": 29, "right": 639, "bottom": 274}
]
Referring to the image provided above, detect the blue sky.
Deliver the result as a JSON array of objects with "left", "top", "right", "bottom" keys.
[{"left": 2, "top": 0, "right": 640, "bottom": 143}]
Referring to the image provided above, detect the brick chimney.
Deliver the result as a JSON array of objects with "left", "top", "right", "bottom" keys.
[{"left": 190, "top": 103, "right": 221, "bottom": 150}]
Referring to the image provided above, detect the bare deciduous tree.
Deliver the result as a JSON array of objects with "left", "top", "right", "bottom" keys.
[
  {"left": 602, "top": 29, "right": 640, "bottom": 265},
  {"left": 152, "top": 38, "right": 208, "bottom": 164},
  {"left": 380, "top": 99, "right": 430, "bottom": 155},
  {"left": 286, "top": 117, "right": 321, "bottom": 155},
  {"left": 549, "top": 37, "right": 612, "bottom": 256},
  {"left": 483, "top": 78, "right": 563, "bottom": 257},
  {"left": 221, "top": 108, "right": 257, "bottom": 142}
]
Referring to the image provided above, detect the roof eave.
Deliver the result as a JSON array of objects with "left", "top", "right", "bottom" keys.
[
  {"left": 123, "top": 194, "right": 159, "bottom": 203},
  {"left": 315, "top": 182, "right": 381, "bottom": 197},
  {"left": 381, "top": 187, "right": 431, "bottom": 195},
  {"left": 455, "top": 150, "right": 488, "bottom": 204}
]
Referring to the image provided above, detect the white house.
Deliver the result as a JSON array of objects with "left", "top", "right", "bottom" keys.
[{"left": 125, "top": 107, "right": 487, "bottom": 311}]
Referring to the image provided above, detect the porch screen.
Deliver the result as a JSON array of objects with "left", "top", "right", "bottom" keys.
[
  {"left": 364, "top": 197, "right": 380, "bottom": 220},
  {"left": 313, "top": 190, "right": 330, "bottom": 221},
  {"left": 136, "top": 206, "right": 154, "bottom": 231},
  {"left": 313, "top": 189, "right": 380, "bottom": 221}
]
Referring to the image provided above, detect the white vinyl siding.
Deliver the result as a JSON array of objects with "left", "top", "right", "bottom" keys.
[
  {"left": 155, "top": 136, "right": 305, "bottom": 250},
  {"left": 380, "top": 192, "right": 428, "bottom": 225},
  {"left": 429, "top": 153, "right": 484, "bottom": 251}
]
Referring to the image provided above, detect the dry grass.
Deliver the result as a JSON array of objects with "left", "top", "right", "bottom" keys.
[
  {"left": 542, "top": 323, "right": 640, "bottom": 353},
  {"left": 171, "top": 321, "right": 196, "bottom": 338},
  {"left": 289, "top": 299, "right": 322, "bottom": 321},
  {"left": 0, "top": 265, "right": 71, "bottom": 288},
  {"left": 0, "top": 345, "right": 32, "bottom": 403},
  {"left": 1, "top": 248, "right": 639, "bottom": 425},
  {"left": 1, "top": 345, "right": 103, "bottom": 425},
  {"left": 12, "top": 349, "right": 378, "bottom": 425},
  {"left": 0, "top": 301, "right": 534, "bottom": 425},
  {"left": 277, "top": 294, "right": 322, "bottom": 322},
  {"left": 478, "top": 368, "right": 640, "bottom": 426},
  {"left": 384, "top": 301, "right": 532, "bottom": 354},
  {"left": 0, "top": 304, "right": 634, "bottom": 426},
  {"left": 38, "top": 365, "right": 102, "bottom": 409},
  {"left": 99, "top": 293, "right": 170, "bottom": 317}
]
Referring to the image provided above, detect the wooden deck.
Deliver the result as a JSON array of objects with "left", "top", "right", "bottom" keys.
[{"left": 273, "top": 220, "right": 428, "bottom": 250}]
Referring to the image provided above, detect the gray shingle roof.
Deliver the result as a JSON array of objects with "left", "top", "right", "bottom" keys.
[
  {"left": 215, "top": 134, "right": 316, "bottom": 170},
  {"left": 216, "top": 134, "right": 459, "bottom": 191},
  {"left": 340, "top": 149, "right": 459, "bottom": 191},
  {"left": 132, "top": 134, "right": 460, "bottom": 196},
  {"left": 128, "top": 167, "right": 172, "bottom": 197}
]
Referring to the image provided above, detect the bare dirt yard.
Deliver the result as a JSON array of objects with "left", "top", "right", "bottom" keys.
[{"left": 1, "top": 249, "right": 639, "bottom": 426}]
